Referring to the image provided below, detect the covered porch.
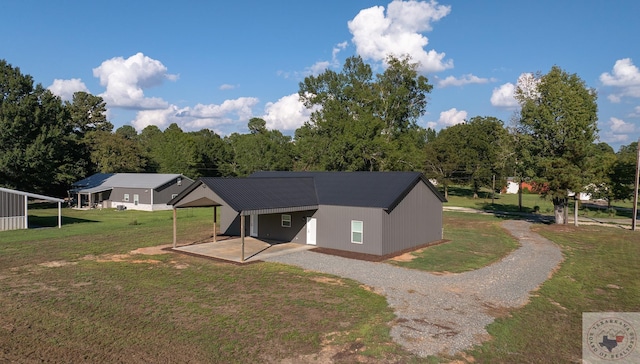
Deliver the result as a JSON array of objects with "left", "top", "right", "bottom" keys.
[
  {"left": 172, "top": 236, "right": 314, "bottom": 263},
  {"left": 168, "top": 177, "right": 319, "bottom": 263}
]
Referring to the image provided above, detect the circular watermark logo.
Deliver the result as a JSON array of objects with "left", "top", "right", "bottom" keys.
[{"left": 586, "top": 316, "right": 637, "bottom": 360}]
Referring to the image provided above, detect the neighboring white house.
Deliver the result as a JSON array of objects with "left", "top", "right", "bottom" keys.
[
  {"left": 568, "top": 190, "right": 592, "bottom": 201},
  {"left": 70, "top": 173, "right": 193, "bottom": 211}
]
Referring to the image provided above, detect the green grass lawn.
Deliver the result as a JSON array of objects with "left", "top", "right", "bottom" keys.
[
  {"left": 443, "top": 185, "right": 634, "bottom": 219},
  {"left": 0, "top": 207, "right": 412, "bottom": 363},
  {"left": 1, "top": 206, "right": 638, "bottom": 362},
  {"left": 462, "top": 223, "right": 640, "bottom": 363}
]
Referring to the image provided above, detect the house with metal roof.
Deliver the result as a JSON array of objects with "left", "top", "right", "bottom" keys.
[
  {"left": 70, "top": 173, "right": 193, "bottom": 211},
  {"left": 0, "top": 187, "right": 64, "bottom": 231},
  {"left": 168, "top": 171, "right": 446, "bottom": 259}
]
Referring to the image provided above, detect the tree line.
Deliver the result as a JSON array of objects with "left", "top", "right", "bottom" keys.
[{"left": 1, "top": 58, "right": 637, "bottom": 223}]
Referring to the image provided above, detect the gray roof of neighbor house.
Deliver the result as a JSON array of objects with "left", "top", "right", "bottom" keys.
[
  {"left": 71, "top": 173, "right": 192, "bottom": 194},
  {"left": 169, "top": 177, "right": 319, "bottom": 214},
  {"left": 0, "top": 187, "right": 64, "bottom": 202},
  {"left": 250, "top": 171, "right": 446, "bottom": 210}
]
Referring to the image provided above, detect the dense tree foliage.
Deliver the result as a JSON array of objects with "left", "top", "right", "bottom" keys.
[
  {"left": 424, "top": 117, "right": 511, "bottom": 199},
  {"left": 224, "top": 118, "right": 293, "bottom": 176},
  {"left": 296, "top": 55, "right": 432, "bottom": 171},
  {"left": 515, "top": 66, "right": 598, "bottom": 224},
  {"left": 3, "top": 57, "right": 633, "bottom": 215},
  {"left": 610, "top": 142, "right": 638, "bottom": 204},
  {"left": 0, "top": 61, "right": 79, "bottom": 195}
]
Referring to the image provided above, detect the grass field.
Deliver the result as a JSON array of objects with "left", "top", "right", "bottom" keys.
[
  {"left": 443, "top": 185, "right": 634, "bottom": 219},
  {"left": 0, "top": 208, "right": 413, "bottom": 363},
  {"left": 1, "top": 206, "right": 638, "bottom": 362}
]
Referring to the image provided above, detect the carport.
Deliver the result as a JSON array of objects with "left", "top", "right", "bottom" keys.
[
  {"left": 0, "top": 187, "right": 64, "bottom": 231},
  {"left": 168, "top": 177, "right": 318, "bottom": 262}
]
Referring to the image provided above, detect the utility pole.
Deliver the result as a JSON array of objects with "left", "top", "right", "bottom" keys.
[
  {"left": 633, "top": 139, "right": 640, "bottom": 231},
  {"left": 492, "top": 174, "right": 496, "bottom": 205}
]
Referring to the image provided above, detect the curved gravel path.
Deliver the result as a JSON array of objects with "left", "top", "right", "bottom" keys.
[{"left": 264, "top": 220, "right": 563, "bottom": 357}]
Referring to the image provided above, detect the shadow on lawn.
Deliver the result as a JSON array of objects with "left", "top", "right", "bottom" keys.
[{"left": 28, "top": 215, "right": 98, "bottom": 228}]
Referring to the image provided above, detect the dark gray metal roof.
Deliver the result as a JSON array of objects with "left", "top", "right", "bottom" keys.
[
  {"left": 197, "top": 177, "right": 319, "bottom": 214},
  {"left": 250, "top": 171, "right": 447, "bottom": 209}
]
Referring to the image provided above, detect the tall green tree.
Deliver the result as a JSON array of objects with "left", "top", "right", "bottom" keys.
[
  {"left": 190, "top": 128, "right": 227, "bottom": 177},
  {"left": 0, "top": 60, "right": 79, "bottom": 195},
  {"left": 610, "top": 142, "right": 638, "bottom": 204},
  {"left": 66, "top": 91, "right": 113, "bottom": 177},
  {"left": 296, "top": 55, "right": 432, "bottom": 171},
  {"left": 515, "top": 66, "right": 598, "bottom": 224},
  {"left": 424, "top": 125, "right": 465, "bottom": 199},
  {"left": 86, "top": 128, "right": 147, "bottom": 173},
  {"left": 584, "top": 142, "right": 617, "bottom": 206},
  {"left": 224, "top": 118, "right": 293, "bottom": 176}
]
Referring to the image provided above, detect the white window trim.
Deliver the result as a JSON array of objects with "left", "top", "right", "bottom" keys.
[
  {"left": 351, "top": 220, "right": 363, "bottom": 244},
  {"left": 281, "top": 214, "right": 292, "bottom": 228},
  {"left": 123, "top": 194, "right": 130, "bottom": 202}
]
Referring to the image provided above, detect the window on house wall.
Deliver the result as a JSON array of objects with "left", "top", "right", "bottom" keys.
[
  {"left": 281, "top": 214, "right": 291, "bottom": 228},
  {"left": 124, "top": 194, "right": 129, "bottom": 202},
  {"left": 351, "top": 220, "right": 363, "bottom": 244}
]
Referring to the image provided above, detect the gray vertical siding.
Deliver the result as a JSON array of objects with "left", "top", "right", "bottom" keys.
[
  {"left": 381, "top": 181, "right": 443, "bottom": 255},
  {"left": 155, "top": 178, "right": 192, "bottom": 205},
  {"left": 256, "top": 210, "right": 313, "bottom": 243},
  {"left": 0, "top": 191, "right": 26, "bottom": 230},
  {"left": 314, "top": 205, "right": 383, "bottom": 255},
  {"left": 110, "top": 188, "right": 152, "bottom": 205}
]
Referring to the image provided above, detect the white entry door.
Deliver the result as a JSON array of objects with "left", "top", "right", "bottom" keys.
[
  {"left": 306, "top": 217, "right": 317, "bottom": 245},
  {"left": 250, "top": 214, "right": 258, "bottom": 237}
]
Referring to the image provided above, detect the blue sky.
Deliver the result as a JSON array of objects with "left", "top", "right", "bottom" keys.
[{"left": 2, "top": 0, "right": 639, "bottom": 151}]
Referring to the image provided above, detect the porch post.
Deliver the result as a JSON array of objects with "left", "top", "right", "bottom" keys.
[
  {"left": 77, "top": 192, "right": 81, "bottom": 208},
  {"left": 58, "top": 201, "right": 62, "bottom": 228},
  {"left": 213, "top": 206, "right": 217, "bottom": 243},
  {"left": 240, "top": 214, "right": 245, "bottom": 262},
  {"left": 24, "top": 195, "right": 28, "bottom": 229},
  {"left": 172, "top": 207, "right": 177, "bottom": 248}
]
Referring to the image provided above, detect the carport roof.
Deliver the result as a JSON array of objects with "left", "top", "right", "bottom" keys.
[
  {"left": 0, "top": 187, "right": 64, "bottom": 202},
  {"left": 170, "top": 177, "right": 319, "bottom": 214}
]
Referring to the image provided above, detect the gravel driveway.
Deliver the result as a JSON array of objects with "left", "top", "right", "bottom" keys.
[{"left": 264, "top": 219, "right": 563, "bottom": 357}]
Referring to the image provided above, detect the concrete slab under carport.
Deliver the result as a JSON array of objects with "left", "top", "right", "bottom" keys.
[{"left": 172, "top": 236, "right": 315, "bottom": 263}]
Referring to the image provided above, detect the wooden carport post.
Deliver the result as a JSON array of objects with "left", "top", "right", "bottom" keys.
[
  {"left": 172, "top": 207, "right": 177, "bottom": 248},
  {"left": 213, "top": 206, "right": 217, "bottom": 242},
  {"left": 240, "top": 213, "right": 245, "bottom": 262}
]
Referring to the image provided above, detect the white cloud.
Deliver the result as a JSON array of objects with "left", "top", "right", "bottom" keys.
[
  {"left": 490, "top": 83, "right": 518, "bottom": 109},
  {"left": 262, "top": 93, "right": 316, "bottom": 131},
  {"left": 131, "top": 107, "right": 179, "bottom": 131},
  {"left": 631, "top": 106, "right": 640, "bottom": 117},
  {"left": 599, "top": 117, "right": 636, "bottom": 145},
  {"left": 609, "top": 117, "right": 635, "bottom": 133},
  {"left": 490, "top": 73, "right": 539, "bottom": 110},
  {"left": 426, "top": 121, "right": 437, "bottom": 129},
  {"left": 305, "top": 42, "right": 348, "bottom": 76},
  {"left": 93, "top": 52, "right": 178, "bottom": 109},
  {"left": 601, "top": 132, "right": 630, "bottom": 144},
  {"left": 47, "top": 78, "right": 89, "bottom": 101},
  {"left": 437, "top": 74, "right": 495, "bottom": 88},
  {"left": 600, "top": 58, "right": 640, "bottom": 102},
  {"left": 130, "top": 97, "right": 260, "bottom": 133},
  {"left": 219, "top": 84, "right": 237, "bottom": 90},
  {"left": 438, "top": 108, "right": 467, "bottom": 126},
  {"left": 348, "top": 0, "right": 453, "bottom": 73}
]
